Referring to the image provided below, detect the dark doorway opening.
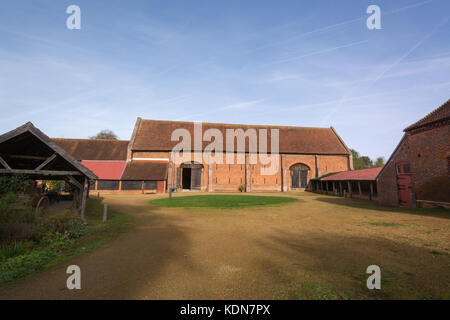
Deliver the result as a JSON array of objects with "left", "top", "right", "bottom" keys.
[
  {"left": 178, "top": 162, "right": 203, "bottom": 190},
  {"left": 182, "top": 168, "right": 192, "bottom": 189}
]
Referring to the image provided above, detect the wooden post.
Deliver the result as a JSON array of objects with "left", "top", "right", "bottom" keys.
[
  {"left": 332, "top": 182, "right": 335, "bottom": 194},
  {"left": 72, "top": 188, "right": 79, "bottom": 209},
  {"left": 347, "top": 181, "right": 352, "bottom": 197},
  {"left": 103, "top": 203, "right": 108, "bottom": 222},
  {"left": 370, "top": 182, "right": 374, "bottom": 200},
  {"left": 339, "top": 182, "right": 343, "bottom": 196},
  {"left": 411, "top": 192, "right": 416, "bottom": 208},
  {"left": 358, "top": 181, "right": 362, "bottom": 196},
  {"left": 80, "top": 177, "right": 88, "bottom": 223}
]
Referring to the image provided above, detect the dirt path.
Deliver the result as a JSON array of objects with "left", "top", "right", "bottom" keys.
[{"left": 0, "top": 193, "right": 449, "bottom": 300}]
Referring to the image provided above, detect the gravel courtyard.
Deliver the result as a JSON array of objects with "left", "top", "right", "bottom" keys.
[{"left": 1, "top": 192, "right": 449, "bottom": 300}]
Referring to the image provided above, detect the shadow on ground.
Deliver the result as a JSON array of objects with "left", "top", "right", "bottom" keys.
[
  {"left": 0, "top": 196, "right": 197, "bottom": 300},
  {"left": 252, "top": 229, "right": 450, "bottom": 299},
  {"left": 314, "top": 196, "right": 450, "bottom": 220}
]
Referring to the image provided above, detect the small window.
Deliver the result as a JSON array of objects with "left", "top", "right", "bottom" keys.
[
  {"left": 97, "top": 180, "right": 120, "bottom": 190},
  {"left": 121, "top": 181, "right": 143, "bottom": 190},
  {"left": 396, "top": 162, "right": 411, "bottom": 174},
  {"left": 144, "top": 181, "right": 157, "bottom": 189}
]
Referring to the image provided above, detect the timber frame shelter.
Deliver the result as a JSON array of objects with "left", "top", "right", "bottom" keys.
[{"left": 0, "top": 122, "right": 97, "bottom": 221}]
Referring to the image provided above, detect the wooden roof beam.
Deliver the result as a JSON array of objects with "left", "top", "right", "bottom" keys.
[
  {"left": 0, "top": 169, "right": 82, "bottom": 176},
  {"left": 65, "top": 175, "right": 83, "bottom": 190},
  {"left": 1, "top": 154, "right": 49, "bottom": 161},
  {"left": 35, "top": 153, "right": 57, "bottom": 170},
  {"left": 0, "top": 156, "right": 11, "bottom": 170}
]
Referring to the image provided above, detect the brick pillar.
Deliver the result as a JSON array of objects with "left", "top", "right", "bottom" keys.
[
  {"left": 245, "top": 154, "right": 251, "bottom": 192},
  {"left": 280, "top": 154, "right": 284, "bottom": 192},
  {"left": 315, "top": 155, "right": 320, "bottom": 178},
  {"left": 208, "top": 162, "right": 213, "bottom": 192}
]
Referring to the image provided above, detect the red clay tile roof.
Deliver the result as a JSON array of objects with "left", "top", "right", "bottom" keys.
[
  {"left": 131, "top": 119, "right": 350, "bottom": 155},
  {"left": 121, "top": 161, "right": 168, "bottom": 180},
  {"left": 320, "top": 167, "right": 382, "bottom": 181},
  {"left": 53, "top": 138, "right": 129, "bottom": 161},
  {"left": 404, "top": 99, "right": 450, "bottom": 132},
  {"left": 81, "top": 161, "right": 126, "bottom": 180}
]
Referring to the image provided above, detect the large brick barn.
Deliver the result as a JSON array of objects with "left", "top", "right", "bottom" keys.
[
  {"left": 53, "top": 118, "right": 353, "bottom": 193},
  {"left": 125, "top": 118, "right": 352, "bottom": 192},
  {"left": 377, "top": 99, "right": 450, "bottom": 208}
]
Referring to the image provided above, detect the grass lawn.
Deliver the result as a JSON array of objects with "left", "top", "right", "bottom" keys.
[{"left": 150, "top": 195, "right": 298, "bottom": 208}]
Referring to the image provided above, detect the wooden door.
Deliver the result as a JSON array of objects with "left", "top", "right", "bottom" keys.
[
  {"left": 191, "top": 168, "right": 202, "bottom": 190},
  {"left": 397, "top": 162, "right": 412, "bottom": 207},
  {"left": 290, "top": 164, "right": 309, "bottom": 188},
  {"left": 291, "top": 170, "right": 300, "bottom": 188},
  {"left": 300, "top": 170, "right": 308, "bottom": 188},
  {"left": 157, "top": 181, "right": 165, "bottom": 193}
]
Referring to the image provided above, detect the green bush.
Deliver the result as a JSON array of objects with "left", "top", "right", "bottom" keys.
[
  {"left": 31, "top": 213, "right": 86, "bottom": 243},
  {"left": 0, "top": 175, "right": 30, "bottom": 195},
  {"left": 0, "top": 192, "right": 19, "bottom": 219},
  {"left": 40, "top": 231, "right": 74, "bottom": 252},
  {"left": 0, "top": 249, "right": 56, "bottom": 284},
  {"left": 0, "top": 241, "right": 34, "bottom": 260}
]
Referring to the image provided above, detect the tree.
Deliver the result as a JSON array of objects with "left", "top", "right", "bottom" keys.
[
  {"left": 351, "top": 149, "right": 384, "bottom": 170},
  {"left": 374, "top": 157, "right": 385, "bottom": 168},
  {"left": 90, "top": 130, "right": 118, "bottom": 140},
  {"left": 360, "top": 156, "right": 373, "bottom": 169},
  {"left": 351, "top": 149, "right": 364, "bottom": 170}
]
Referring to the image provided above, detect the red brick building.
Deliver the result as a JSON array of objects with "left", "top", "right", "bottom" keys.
[
  {"left": 127, "top": 118, "right": 353, "bottom": 192},
  {"left": 52, "top": 118, "right": 353, "bottom": 193},
  {"left": 377, "top": 99, "right": 450, "bottom": 207}
]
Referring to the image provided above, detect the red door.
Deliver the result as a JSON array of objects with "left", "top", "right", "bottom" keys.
[
  {"left": 157, "top": 181, "right": 165, "bottom": 193},
  {"left": 396, "top": 162, "right": 412, "bottom": 207}
]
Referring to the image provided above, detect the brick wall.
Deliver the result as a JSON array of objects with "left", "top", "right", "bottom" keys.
[
  {"left": 162, "top": 152, "right": 350, "bottom": 192},
  {"left": 408, "top": 124, "right": 450, "bottom": 202},
  {"left": 377, "top": 123, "right": 450, "bottom": 206}
]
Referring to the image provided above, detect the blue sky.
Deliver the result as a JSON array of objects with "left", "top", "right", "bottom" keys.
[{"left": 0, "top": 0, "right": 449, "bottom": 159}]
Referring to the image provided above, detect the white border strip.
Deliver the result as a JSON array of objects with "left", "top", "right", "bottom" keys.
[{"left": 133, "top": 158, "right": 169, "bottom": 162}]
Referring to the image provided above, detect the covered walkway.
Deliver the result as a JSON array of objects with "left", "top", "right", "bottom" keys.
[{"left": 310, "top": 167, "right": 382, "bottom": 201}]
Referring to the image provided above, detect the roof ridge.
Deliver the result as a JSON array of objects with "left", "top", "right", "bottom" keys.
[
  {"left": 52, "top": 138, "right": 129, "bottom": 142},
  {"left": 404, "top": 98, "right": 450, "bottom": 131},
  {"left": 139, "top": 118, "right": 332, "bottom": 130}
]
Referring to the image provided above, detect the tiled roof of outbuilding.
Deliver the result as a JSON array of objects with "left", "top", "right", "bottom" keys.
[
  {"left": 81, "top": 161, "right": 126, "bottom": 180},
  {"left": 320, "top": 167, "right": 382, "bottom": 181},
  {"left": 53, "top": 138, "right": 129, "bottom": 161},
  {"left": 121, "top": 161, "right": 168, "bottom": 181}
]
